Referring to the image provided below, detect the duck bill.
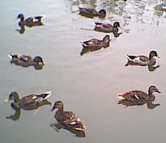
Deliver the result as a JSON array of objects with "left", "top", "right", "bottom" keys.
[
  {"left": 157, "top": 56, "right": 160, "bottom": 58},
  {"left": 156, "top": 89, "right": 161, "bottom": 94},
  {"left": 51, "top": 105, "right": 57, "bottom": 111},
  {"left": 4, "top": 98, "right": 10, "bottom": 103}
]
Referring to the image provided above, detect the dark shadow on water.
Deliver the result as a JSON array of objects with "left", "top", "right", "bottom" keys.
[
  {"left": 50, "top": 122, "right": 86, "bottom": 137},
  {"left": 6, "top": 100, "right": 51, "bottom": 121},
  {"left": 118, "top": 100, "right": 160, "bottom": 109}
]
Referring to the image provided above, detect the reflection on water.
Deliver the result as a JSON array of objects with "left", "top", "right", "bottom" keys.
[
  {"left": 50, "top": 122, "right": 86, "bottom": 137},
  {"left": 125, "top": 61, "right": 160, "bottom": 72},
  {"left": 118, "top": 100, "right": 160, "bottom": 109}
]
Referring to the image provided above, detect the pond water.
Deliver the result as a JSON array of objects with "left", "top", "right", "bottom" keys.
[{"left": 0, "top": 0, "right": 166, "bottom": 143}]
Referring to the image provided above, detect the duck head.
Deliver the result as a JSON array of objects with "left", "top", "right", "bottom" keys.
[
  {"left": 113, "top": 22, "right": 120, "bottom": 28},
  {"left": 149, "top": 51, "right": 159, "bottom": 59},
  {"left": 148, "top": 86, "right": 161, "bottom": 95},
  {"left": 51, "top": 101, "right": 63, "bottom": 111},
  {"left": 17, "top": 14, "right": 25, "bottom": 21},
  {"left": 98, "top": 9, "right": 106, "bottom": 18},
  {"left": 5, "top": 92, "right": 20, "bottom": 103},
  {"left": 103, "top": 35, "right": 110, "bottom": 47},
  {"left": 33, "top": 56, "right": 44, "bottom": 65}
]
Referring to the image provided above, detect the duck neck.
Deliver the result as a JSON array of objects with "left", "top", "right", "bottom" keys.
[
  {"left": 13, "top": 95, "right": 20, "bottom": 103},
  {"left": 149, "top": 54, "right": 154, "bottom": 60},
  {"left": 20, "top": 17, "right": 24, "bottom": 21},
  {"left": 58, "top": 105, "right": 64, "bottom": 113},
  {"left": 148, "top": 89, "right": 154, "bottom": 96}
]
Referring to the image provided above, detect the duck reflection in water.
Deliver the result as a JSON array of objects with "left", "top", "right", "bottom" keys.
[
  {"left": 118, "top": 86, "right": 160, "bottom": 109},
  {"left": 50, "top": 101, "right": 86, "bottom": 137},
  {"left": 125, "top": 50, "right": 160, "bottom": 71},
  {"left": 9, "top": 54, "right": 45, "bottom": 70},
  {"left": 16, "top": 13, "right": 44, "bottom": 34},
  {"left": 5, "top": 91, "right": 52, "bottom": 121}
]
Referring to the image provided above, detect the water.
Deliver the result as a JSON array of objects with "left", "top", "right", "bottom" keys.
[{"left": 0, "top": 0, "right": 166, "bottom": 142}]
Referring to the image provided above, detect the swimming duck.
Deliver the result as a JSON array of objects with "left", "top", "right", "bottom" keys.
[
  {"left": 118, "top": 86, "right": 160, "bottom": 103},
  {"left": 125, "top": 51, "right": 159, "bottom": 66},
  {"left": 94, "top": 22, "right": 120, "bottom": 33},
  {"left": 5, "top": 91, "right": 52, "bottom": 110},
  {"left": 81, "top": 35, "right": 110, "bottom": 55},
  {"left": 9, "top": 54, "right": 44, "bottom": 68},
  {"left": 51, "top": 101, "right": 86, "bottom": 134},
  {"left": 79, "top": 8, "right": 106, "bottom": 18},
  {"left": 17, "top": 13, "right": 44, "bottom": 27}
]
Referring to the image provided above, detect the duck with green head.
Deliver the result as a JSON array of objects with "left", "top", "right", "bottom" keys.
[
  {"left": 9, "top": 54, "right": 45, "bottom": 69},
  {"left": 5, "top": 91, "right": 52, "bottom": 110},
  {"left": 17, "top": 13, "right": 44, "bottom": 28}
]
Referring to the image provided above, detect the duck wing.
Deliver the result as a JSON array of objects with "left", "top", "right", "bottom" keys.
[
  {"left": 83, "top": 39, "right": 100, "bottom": 47},
  {"left": 19, "top": 55, "right": 33, "bottom": 62},
  {"left": 19, "top": 94, "right": 40, "bottom": 110},
  {"left": 79, "top": 8, "right": 97, "bottom": 15},
  {"left": 118, "top": 90, "right": 149, "bottom": 101}
]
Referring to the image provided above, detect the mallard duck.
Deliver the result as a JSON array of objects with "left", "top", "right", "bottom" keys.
[
  {"left": 9, "top": 54, "right": 44, "bottom": 68},
  {"left": 80, "top": 35, "right": 110, "bottom": 55},
  {"left": 125, "top": 51, "right": 159, "bottom": 66},
  {"left": 94, "top": 22, "right": 120, "bottom": 33},
  {"left": 118, "top": 86, "right": 160, "bottom": 103},
  {"left": 79, "top": 8, "right": 106, "bottom": 18},
  {"left": 5, "top": 91, "right": 52, "bottom": 110},
  {"left": 51, "top": 101, "right": 86, "bottom": 133},
  {"left": 17, "top": 13, "right": 44, "bottom": 27}
]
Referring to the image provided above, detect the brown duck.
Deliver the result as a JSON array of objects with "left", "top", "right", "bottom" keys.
[
  {"left": 118, "top": 86, "right": 160, "bottom": 103},
  {"left": 79, "top": 8, "right": 106, "bottom": 19},
  {"left": 51, "top": 101, "right": 86, "bottom": 135},
  {"left": 94, "top": 22, "right": 122, "bottom": 37},
  {"left": 81, "top": 35, "right": 110, "bottom": 55}
]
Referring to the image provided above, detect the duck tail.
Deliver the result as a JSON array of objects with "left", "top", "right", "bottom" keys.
[
  {"left": 125, "top": 55, "right": 136, "bottom": 61},
  {"left": 8, "top": 54, "right": 13, "bottom": 59},
  {"left": 37, "top": 91, "right": 52, "bottom": 99},
  {"left": 117, "top": 93, "right": 125, "bottom": 100}
]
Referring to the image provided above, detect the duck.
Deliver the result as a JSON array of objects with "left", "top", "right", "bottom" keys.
[
  {"left": 79, "top": 8, "right": 106, "bottom": 19},
  {"left": 125, "top": 51, "right": 159, "bottom": 66},
  {"left": 94, "top": 22, "right": 120, "bottom": 33},
  {"left": 9, "top": 54, "right": 44, "bottom": 68},
  {"left": 80, "top": 35, "right": 110, "bottom": 55},
  {"left": 17, "top": 13, "right": 44, "bottom": 27},
  {"left": 118, "top": 86, "right": 160, "bottom": 103},
  {"left": 5, "top": 91, "right": 52, "bottom": 110},
  {"left": 51, "top": 101, "right": 86, "bottom": 134}
]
